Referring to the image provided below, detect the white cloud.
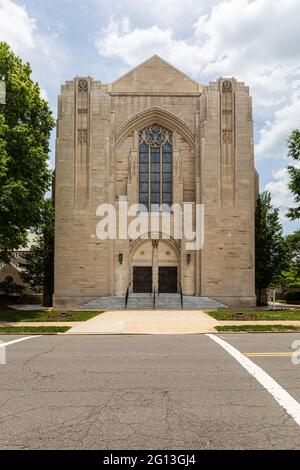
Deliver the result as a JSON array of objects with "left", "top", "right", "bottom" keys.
[
  {"left": 255, "top": 98, "right": 300, "bottom": 160},
  {"left": 96, "top": 0, "right": 300, "bottom": 82},
  {"left": 265, "top": 164, "right": 300, "bottom": 230},
  {"left": 96, "top": 0, "right": 213, "bottom": 35},
  {"left": 96, "top": 18, "right": 174, "bottom": 67},
  {"left": 265, "top": 168, "right": 294, "bottom": 212},
  {"left": 40, "top": 87, "right": 49, "bottom": 101},
  {"left": 95, "top": 0, "right": 300, "bottom": 152},
  {"left": 0, "top": 0, "right": 36, "bottom": 51},
  {"left": 0, "top": 0, "right": 70, "bottom": 106}
]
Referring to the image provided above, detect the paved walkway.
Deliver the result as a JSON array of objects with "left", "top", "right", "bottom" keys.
[
  {"left": 2, "top": 312, "right": 300, "bottom": 334},
  {"left": 65, "top": 311, "right": 300, "bottom": 335},
  {"left": 65, "top": 310, "right": 218, "bottom": 335}
]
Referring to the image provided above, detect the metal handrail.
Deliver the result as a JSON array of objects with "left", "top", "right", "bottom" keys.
[
  {"left": 179, "top": 284, "right": 183, "bottom": 309},
  {"left": 125, "top": 282, "right": 131, "bottom": 309}
]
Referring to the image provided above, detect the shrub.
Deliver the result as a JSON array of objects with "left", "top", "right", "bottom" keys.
[{"left": 283, "top": 291, "right": 300, "bottom": 302}]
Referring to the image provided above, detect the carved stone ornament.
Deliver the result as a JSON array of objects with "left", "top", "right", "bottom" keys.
[
  {"left": 222, "top": 81, "right": 232, "bottom": 93},
  {"left": 78, "top": 79, "right": 88, "bottom": 92},
  {"left": 223, "top": 129, "right": 233, "bottom": 144},
  {"left": 222, "top": 109, "right": 232, "bottom": 115},
  {"left": 152, "top": 239, "right": 159, "bottom": 249},
  {"left": 139, "top": 124, "right": 172, "bottom": 148},
  {"left": 78, "top": 129, "right": 88, "bottom": 145}
]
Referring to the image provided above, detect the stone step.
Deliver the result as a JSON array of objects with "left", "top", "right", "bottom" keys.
[{"left": 83, "top": 294, "right": 227, "bottom": 310}]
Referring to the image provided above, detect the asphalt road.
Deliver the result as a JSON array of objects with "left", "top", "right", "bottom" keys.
[{"left": 0, "top": 333, "right": 300, "bottom": 450}]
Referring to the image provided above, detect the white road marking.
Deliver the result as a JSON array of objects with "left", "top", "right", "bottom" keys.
[
  {"left": 245, "top": 352, "right": 294, "bottom": 357},
  {"left": 0, "top": 336, "right": 41, "bottom": 349},
  {"left": 206, "top": 333, "right": 300, "bottom": 426}
]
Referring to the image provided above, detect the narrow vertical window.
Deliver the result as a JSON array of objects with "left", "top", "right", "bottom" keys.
[
  {"left": 151, "top": 147, "right": 160, "bottom": 210},
  {"left": 162, "top": 143, "right": 172, "bottom": 206},
  {"left": 139, "top": 124, "right": 172, "bottom": 211},
  {"left": 139, "top": 143, "right": 149, "bottom": 210}
]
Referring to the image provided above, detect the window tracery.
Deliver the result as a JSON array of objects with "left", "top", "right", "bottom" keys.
[{"left": 138, "top": 124, "right": 173, "bottom": 210}]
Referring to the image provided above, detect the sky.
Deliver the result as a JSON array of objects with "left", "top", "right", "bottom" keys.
[{"left": 0, "top": 0, "right": 300, "bottom": 234}]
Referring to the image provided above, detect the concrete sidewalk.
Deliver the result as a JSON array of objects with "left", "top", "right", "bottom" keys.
[
  {"left": 65, "top": 310, "right": 300, "bottom": 335},
  {"left": 65, "top": 310, "right": 218, "bottom": 335},
  {"left": 2, "top": 312, "right": 300, "bottom": 334}
]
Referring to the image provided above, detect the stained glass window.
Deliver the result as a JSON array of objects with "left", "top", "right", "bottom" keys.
[
  {"left": 139, "top": 143, "right": 149, "bottom": 210},
  {"left": 139, "top": 124, "right": 173, "bottom": 211}
]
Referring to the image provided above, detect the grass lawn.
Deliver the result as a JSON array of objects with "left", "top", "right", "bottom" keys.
[
  {"left": 0, "top": 308, "right": 103, "bottom": 323},
  {"left": 0, "top": 326, "right": 70, "bottom": 334},
  {"left": 207, "top": 309, "right": 300, "bottom": 321},
  {"left": 216, "top": 325, "right": 300, "bottom": 333}
]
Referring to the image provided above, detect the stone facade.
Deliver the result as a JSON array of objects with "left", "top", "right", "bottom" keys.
[{"left": 54, "top": 56, "right": 257, "bottom": 307}]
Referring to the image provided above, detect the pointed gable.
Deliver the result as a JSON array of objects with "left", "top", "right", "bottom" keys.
[{"left": 112, "top": 55, "right": 199, "bottom": 93}]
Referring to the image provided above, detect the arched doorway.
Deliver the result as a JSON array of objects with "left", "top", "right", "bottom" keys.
[{"left": 130, "top": 238, "right": 180, "bottom": 294}]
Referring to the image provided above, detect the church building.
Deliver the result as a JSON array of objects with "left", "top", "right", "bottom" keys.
[{"left": 54, "top": 56, "right": 257, "bottom": 307}]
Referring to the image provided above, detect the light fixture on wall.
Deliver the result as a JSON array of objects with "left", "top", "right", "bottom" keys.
[
  {"left": 118, "top": 253, "right": 123, "bottom": 265},
  {"left": 187, "top": 253, "right": 192, "bottom": 265}
]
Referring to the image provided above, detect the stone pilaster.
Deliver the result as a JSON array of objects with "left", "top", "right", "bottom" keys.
[{"left": 74, "top": 77, "right": 91, "bottom": 209}]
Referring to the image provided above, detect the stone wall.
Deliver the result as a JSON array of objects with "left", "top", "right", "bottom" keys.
[{"left": 54, "top": 56, "right": 256, "bottom": 307}]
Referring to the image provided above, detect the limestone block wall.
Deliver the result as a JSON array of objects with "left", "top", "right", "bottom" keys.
[
  {"left": 54, "top": 78, "right": 115, "bottom": 305},
  {"left": 112, "top": 55, "right": 199, "bottom": 95},
  {"left": 54, "top": 57, "right": 256, "bottom": 307},
  {"left": 199, "top": 79, "right": 256, "bottom": 306}
]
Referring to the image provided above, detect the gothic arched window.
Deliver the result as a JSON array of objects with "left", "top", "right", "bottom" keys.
[{"left": 138, "top": 124, "right": 173, "bottom": 211}]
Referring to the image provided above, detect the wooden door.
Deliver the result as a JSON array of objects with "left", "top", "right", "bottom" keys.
[
  {"left": 159, "top": 267, "right": 178, "bottom": 293},
  {"left": 133, "top": 267, "right": 152, "bottom": 293}
]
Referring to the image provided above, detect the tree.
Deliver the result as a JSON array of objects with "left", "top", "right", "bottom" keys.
[
  {"left": 287, "top": 129, "right": 300, "bottom": 220},
  {"left": 21, "top": 198, "right": 54, "bottom": 306},
  {"left": 280, "top": 230, "right": 300, "bottom": 288},
  {"left": 0, "top": 42, "right": 54, "bottom": 262},
  {"left": 255, "top": 191, "right": 291, "bottom": 305},
  {"left": 0, "top": 277, "right": 24, "bottom": 296}
]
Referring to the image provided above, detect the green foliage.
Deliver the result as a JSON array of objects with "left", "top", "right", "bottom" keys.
[
  {"left": 287, "top": 129, "right": 300, "bottom": 220},
  {"left": 280, "top": 270, "right": 300, "bottom": 288},
  {"left": 208, "top": 309, "right": 300, "bottom": 321},
  {"left": 0, "top": 309, "right": 102, "bottom": 323},
  {"left": 0, "top": 326, "right": 70, "bottom": 334},
  {"left": 21, "top": 198, "right": 54, "bottom": 306},
  {"left": 0, "top": 42, "right": 54, "bottom": 262},
  {"left": 287, "top": 230, "right": 300, "bottom": 275},
  {"left": 216, "top": 325, "right": 300, "bottom": 332},
  {"left": 0, "top": 280, "right": 24, "bottom": 295},
  {"left": 255, "top": 192, "right": 291, "bottom": 303},
  {"left": 280, "top": 230, "right": 300, "bottom": 288},
  {"left": 282, "top": 291, "right": 300, "bottom": 303}
]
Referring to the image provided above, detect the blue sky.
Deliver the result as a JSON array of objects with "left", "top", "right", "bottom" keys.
[{"left": 1, "top": 0, "right": 300, "bottom": 233}]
